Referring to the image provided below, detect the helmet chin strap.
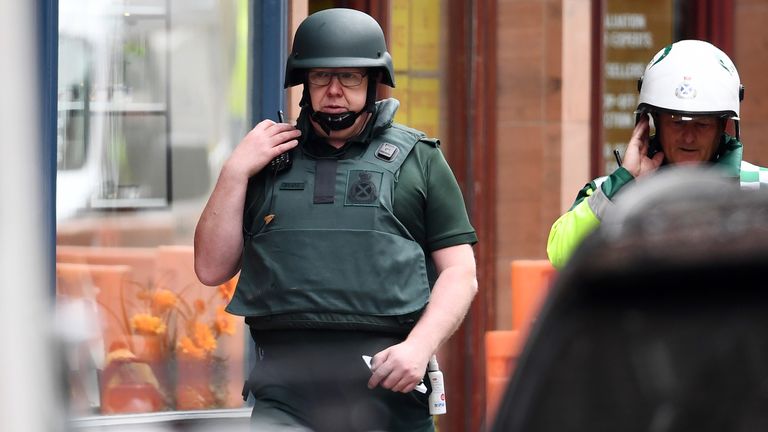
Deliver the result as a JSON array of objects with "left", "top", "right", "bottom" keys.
[
  {"left": 310, "top": 110, "right": 363, "bottom": 135},
  {"left": 301, "top": 76, "right": 378, "bottom": 136}
]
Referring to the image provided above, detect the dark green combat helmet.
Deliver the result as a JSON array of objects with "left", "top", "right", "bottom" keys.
[{"left": 284, "top": 8, "right": 395, "bottom": 88}]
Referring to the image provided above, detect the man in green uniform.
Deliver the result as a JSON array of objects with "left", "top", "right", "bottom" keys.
[
  {"left": 548, "top": 39, "right": 768, "bottom": 269},
  {"left": 194, "top": 8, "right": 477, "bottom": 431}
]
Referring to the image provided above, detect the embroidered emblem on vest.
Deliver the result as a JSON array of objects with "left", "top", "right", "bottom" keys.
[{"left": 346, "top": 170, "right": 381, "bottom": 205}]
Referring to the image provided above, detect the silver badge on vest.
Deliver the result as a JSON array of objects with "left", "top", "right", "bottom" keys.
[{"left": 375, "top": 142, "right": 399, "bottom": 162}]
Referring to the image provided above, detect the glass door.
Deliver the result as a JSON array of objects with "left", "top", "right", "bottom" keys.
[{"left": 56, "top": 0, "right": 251, "bottom": 420}]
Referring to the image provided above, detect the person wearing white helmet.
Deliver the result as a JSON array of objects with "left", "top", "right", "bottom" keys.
[{"left": 547, "top": 39, "right": 768, "bottom": 269}]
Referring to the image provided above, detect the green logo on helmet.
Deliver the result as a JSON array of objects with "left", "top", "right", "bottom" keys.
[
  {"left": 649, "top": 44, "right": 673, "bottom": 69},
  {"left": 718, "top": 58, "right": 735, "bottom": 75}
]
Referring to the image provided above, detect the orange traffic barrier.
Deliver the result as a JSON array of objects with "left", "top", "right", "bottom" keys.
[
  {"left": 485, "top": 260, "right": 556, "bottom": 422},
  {"left": 485, "top": 330, "right": 521, "bottom": 422},
  {"left": 511, "top": 260, "right": 555, "bottom": 333}
]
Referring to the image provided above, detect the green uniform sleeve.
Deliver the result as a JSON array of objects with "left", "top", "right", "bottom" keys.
[{"left": 547, "top": 167, "right": 635, "bottom": 269}]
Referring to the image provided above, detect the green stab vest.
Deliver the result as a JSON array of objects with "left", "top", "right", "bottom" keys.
[{"left": 228, "top": 120, "right": 432, "bottom": 332}]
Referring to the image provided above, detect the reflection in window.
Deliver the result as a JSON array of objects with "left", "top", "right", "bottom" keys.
[
  {"left": 59, "top": 0, "right": 170, "bottom": 210},
  {"left": 56, "top": 0, "right": 249, "bottom": 420}
]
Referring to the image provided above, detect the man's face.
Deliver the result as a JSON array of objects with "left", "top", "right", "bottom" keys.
[
  {"left": 307, "top": 67, "right": 370, "bottom": 141},
  {"left": 656, "top": 113, "right": 724, "bottom": 165}
]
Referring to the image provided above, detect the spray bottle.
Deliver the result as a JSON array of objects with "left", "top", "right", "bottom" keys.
[{"left": 427, "top": 355, "right": 447, "bottom": 415}]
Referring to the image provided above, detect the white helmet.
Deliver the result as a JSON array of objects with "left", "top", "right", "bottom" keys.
[{"left": 637, "top": 40, "right": 743, "bottom": 120}]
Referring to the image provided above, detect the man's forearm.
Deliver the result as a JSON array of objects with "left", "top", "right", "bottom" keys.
[{"left": 406, "top": 245, "right": 478, "bottom": 355}]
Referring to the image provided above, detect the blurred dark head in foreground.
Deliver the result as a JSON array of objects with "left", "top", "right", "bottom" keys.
[{"left": 495, "top": 167, "right": 768, "bottom": 432}]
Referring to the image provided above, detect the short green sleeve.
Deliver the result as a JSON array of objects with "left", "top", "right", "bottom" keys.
[{"left": 394, "top": 141, "right": 478, "bottom": 252}]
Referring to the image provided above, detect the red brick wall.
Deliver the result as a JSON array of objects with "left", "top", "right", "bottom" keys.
[
  {"left": 495, "top": 0, "right": 563, "bottom": 328},
  {"left": 735, "top": 0, "right": 768, "bottom": 166}
]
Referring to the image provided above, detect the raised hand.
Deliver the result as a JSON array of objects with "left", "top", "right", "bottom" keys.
[
  {"left": 226, "top": 119, "right": 301, "bottom": 179},
  {"left": 622, "top": 114, "right": 664, "bottom": 178}
]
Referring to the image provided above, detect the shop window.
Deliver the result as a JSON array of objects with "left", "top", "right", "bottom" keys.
[{"left": 56, "top": 0, "right": 249, "bottom": 420}]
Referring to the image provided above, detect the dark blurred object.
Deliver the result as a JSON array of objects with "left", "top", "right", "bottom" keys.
[{"left": 492, "top": 167, "right": 768, "bottom": 432}]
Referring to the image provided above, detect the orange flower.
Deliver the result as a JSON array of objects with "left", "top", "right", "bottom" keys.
[
  {"left": 177, "top": 336, "right": 206, "bottom": 360},
  {"left": 118, "top": 275, "right": 238, "bottom": 364},
  {"left": 130, "top": 313, "right": 166, "bottom": 335},
  {"left": 191, "top": 321, "right": 217, "bottom": 353},
  {"left": 176, "top": 321, "right": 218, "bottom": 360},
  {"left": 218, "top": 278, "right": 236, "bottom": 301},
  {"left": 194, "top": 299, "right": 206, "bottom": 314},
  {"left": 151, "top": 289, "right": 177, "bottom": 313},
  {"left": 214, "top": 306, "right": 236, "bottom": 336}
]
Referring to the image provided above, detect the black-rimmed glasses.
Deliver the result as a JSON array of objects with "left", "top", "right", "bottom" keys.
[{"left": 307, "top": 71, "right": 367, "bottom": 87}]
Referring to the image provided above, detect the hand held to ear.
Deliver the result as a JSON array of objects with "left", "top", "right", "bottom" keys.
[
  {"left": 227, "top": 119, "right": 301, "bottom": 178},
  {"left": 623, "top": 115, "right": 663, "bottom": 178}
]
